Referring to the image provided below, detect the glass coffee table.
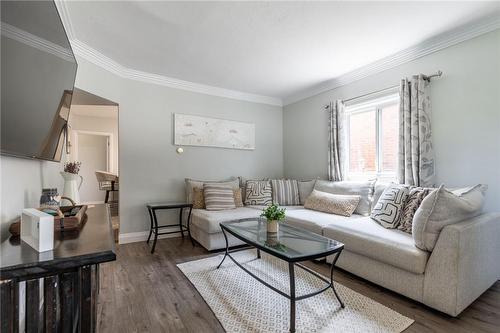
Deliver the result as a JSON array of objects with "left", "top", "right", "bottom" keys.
[{"left": 217, "top": 218, "right": 345, "bottom": 333}]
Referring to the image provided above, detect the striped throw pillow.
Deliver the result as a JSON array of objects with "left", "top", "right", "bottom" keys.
[
  {"left": 271, "top": 179, "right": 300, "bottom": 206},
  {"left": 203, "top": 184, "right": 236, "bottom": 211}
]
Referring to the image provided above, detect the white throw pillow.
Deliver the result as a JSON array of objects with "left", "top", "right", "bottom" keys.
[
  {"left": 370, "top": 184, "right": 410, "bottom": 229},
  {"left": 412, "top": 184, "right": 487, "bottom": 251}
]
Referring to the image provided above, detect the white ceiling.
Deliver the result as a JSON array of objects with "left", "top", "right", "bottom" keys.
[{"left": 63, "top": 1, "right": 500, "bottom": 105}]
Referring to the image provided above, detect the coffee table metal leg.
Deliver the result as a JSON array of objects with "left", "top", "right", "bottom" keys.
[
  {"left": 217, "top": 228, "right": 229, "bottom": 269},
  {"left": 289, "top": 262, "right": 296, "bottom": 333},
  {"left": 330, "top": 251, "right": 345, "bottom": 308}
]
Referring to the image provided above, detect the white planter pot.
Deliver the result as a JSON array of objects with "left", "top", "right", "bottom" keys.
[
  {"left": 267, "top": 220, "right": 279, "bottom": 233},
  {"left": 61, "top": 171, "right": 83, "bottom": 206}
]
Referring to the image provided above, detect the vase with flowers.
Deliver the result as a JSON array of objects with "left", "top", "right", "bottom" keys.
[
  {"left": 261, "top": 203, "right": 286, "bottom": 233},
  {"left": 61, "top": 161, "right": 83, "bottom": 206}
]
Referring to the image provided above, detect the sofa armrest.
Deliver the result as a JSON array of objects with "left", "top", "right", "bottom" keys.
[{"left": 423, "top": 213, "right": 500, "bottom": 316}]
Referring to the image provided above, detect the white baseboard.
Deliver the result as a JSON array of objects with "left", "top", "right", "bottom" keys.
[{"left": 118, "top": 228, "right": 182, "bottom": 244}]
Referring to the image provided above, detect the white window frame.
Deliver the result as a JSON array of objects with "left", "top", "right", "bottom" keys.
[{"left": 345, "top": 93, "right": 399, "bottom": 182}]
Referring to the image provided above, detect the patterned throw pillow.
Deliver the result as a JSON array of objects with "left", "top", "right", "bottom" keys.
[
  {"left": 314, "top": 180, "right": 375, "bottom": 216},
  {"left": 398, "top": 187, "right": 431, "bottom": 234},
  {"left": 233, "top": 188, "right": 244, "bottom": 207},
  {"left": 203, "top": 184, "right": 236, "bottom": 211},
  {"left": 271, "top": 179, "right": 300, "bottom": 206},
  {"left": 244, "top": 180, "right": 272, "bottom": 206},
  {"left": 192, "top": 187, "right": 205, "bottom": 209},
  {"left": 304, "top": 190, "right": 360, "bottom": 217},
  {"left": 370, "top": 184, "right": 410, "bottom": 228}
]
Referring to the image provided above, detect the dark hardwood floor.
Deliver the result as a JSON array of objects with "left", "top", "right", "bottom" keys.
[{"left": 97, "top": 237, "right": 500, "bottom": 332}]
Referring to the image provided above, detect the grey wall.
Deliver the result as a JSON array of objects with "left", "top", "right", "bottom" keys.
[
  {"left": 72, "top": 57, "right": 283, "bottom": 234},
  {"left": 1, "top": 56, "right": 283, "bottom": 237},
  {"left": 283, "top": 30, "right": 500, "bottom": 211}
]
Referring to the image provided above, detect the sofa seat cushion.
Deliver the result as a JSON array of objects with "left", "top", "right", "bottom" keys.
[
  {"left": 191, "top": 207, "right": 261, "bottom": 234},
  {"left": 323, "top": 217, "right": 429, "bottom": 274},
  {"left": 284, "top": 209, "right": 365, "bottom": 235}
]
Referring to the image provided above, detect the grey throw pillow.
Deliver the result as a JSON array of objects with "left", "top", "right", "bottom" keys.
[
  {"left": 412, "top": 184, "right": 487, "bottom": 251},
  {"left": 271, "top": 179, "right": 300, "bottom": 206},
  {"left": 314, "top": 179, "right": 375, "bottom": 216},
  {"left": 244, "top": 180, "right": 272, "bottom": 206},
  {"left": 370, "top": 184, "right": 410, "bottom": 229},
  {"left": 298, "top": 180, "right": 316, "bottom": 205}
]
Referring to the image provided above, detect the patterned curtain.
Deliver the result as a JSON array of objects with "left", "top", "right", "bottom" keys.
[
  {"left": 398, "top": 75, "right": 435, "bottom": 187},
  {"left": 327, "top": 100, "right": 346, "bottom": 181}
]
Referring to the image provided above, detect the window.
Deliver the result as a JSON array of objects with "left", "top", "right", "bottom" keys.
[{"left": 345, "top": 93, "right": 399, "bottom": 181}]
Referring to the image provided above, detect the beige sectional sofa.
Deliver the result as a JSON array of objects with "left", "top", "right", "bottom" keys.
[{"left": 186, "top": 180, "right": 500, "bottom": 317}]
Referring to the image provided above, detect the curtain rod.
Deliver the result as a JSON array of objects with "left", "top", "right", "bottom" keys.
[{"left": 324, "top": 70, "right": 443, "bottom": 109}]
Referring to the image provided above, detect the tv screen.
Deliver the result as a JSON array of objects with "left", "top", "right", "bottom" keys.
[{"left": 1, "top": 0, "right": 77, "bottom": 162}]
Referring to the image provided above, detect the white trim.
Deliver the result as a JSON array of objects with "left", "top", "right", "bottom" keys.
[
  {"left": 54, "top": 0, "right": 282, "bottom": 106},
  {"left": 54, "top": 0, "right": 76, "bottom": 40},
  {"left": 0, "top": 22, "right": 74, "bottom": 62},
  {"left": 69, "top": 39, "right": 283, "bottom": 106},
  {"left": 118, "top": 229, "right": 182, "bottom": 245},
  {"left": 283, "top": 15, "right": 500, "bottom": 105}
]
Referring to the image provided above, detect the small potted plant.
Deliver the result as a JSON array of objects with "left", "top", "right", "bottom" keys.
[{"left": 261, "top": 203, "right": 286, "bottom": 233}]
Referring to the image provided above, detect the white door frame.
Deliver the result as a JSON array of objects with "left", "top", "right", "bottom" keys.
[{"left": 73, "top": 130, "right": 114, "bottom": 173}]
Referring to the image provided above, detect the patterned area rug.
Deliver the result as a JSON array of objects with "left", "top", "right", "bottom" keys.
[{"left": 177, "top": 250, "right": 414, "bottom": 333}]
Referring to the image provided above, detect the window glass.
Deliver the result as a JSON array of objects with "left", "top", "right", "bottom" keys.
[
  {"left": 348, "top": 110, "right": 376, "bottom": 174},
  {"left": 345, "top": 93, "right": 399, "bottom": 180},
  {"left": 381, "top": 103, "right": 399, "bottom": 172}
]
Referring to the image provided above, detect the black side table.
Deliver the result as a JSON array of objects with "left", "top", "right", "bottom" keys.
[{"left": 146, "top": 202, "right": 194, "bottom": 253}]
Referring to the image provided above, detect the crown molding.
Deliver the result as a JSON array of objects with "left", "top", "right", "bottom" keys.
[
  {"left": 70, "top": 39, "right": 282, "bottom": 106},
  {"left": 54, "top": 0, "right": 282, "bottom": 106},
  {"left": 1, "top": 22, "right": 74, "bottom": 62},
  {"left": 283, "top": 15, "right": 500, "bottom": 106},
  {"left": 54, "top": 0, "right": 75, "bottom": 40}
]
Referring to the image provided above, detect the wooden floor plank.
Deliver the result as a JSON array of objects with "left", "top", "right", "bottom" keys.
[{"left": 97, "top": 237, "right": 500, "bottom": 333}]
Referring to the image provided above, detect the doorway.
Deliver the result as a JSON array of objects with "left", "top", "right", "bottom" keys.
[
  {"left": 73, "top": 131, "right": 113, "bottom": 203},
  {"left": 67, "top": 88, "right": 120, "bottom": 241}
]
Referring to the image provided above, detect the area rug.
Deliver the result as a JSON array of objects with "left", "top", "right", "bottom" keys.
[{"left": 177, "top": 250, "right": 414, "bottom": 333}]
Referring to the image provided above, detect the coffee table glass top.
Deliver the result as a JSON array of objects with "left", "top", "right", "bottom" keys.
[{"left": 220, "top": 219, "right": 344, "bottom": 261}]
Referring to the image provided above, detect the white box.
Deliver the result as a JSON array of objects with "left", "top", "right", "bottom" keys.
[{"left": 21, "top": 208, "right": 54, "bottom": 252}]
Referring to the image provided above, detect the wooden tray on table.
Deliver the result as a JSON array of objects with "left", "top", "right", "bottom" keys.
[{"left": 8, "top": 205, "right": 88, "bottom": 237}]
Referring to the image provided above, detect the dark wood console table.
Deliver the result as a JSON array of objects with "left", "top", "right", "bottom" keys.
[{"left": 0, "top": 204, "right": 116, "bottom": 333}]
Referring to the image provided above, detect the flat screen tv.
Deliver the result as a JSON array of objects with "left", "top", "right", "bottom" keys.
[{"left": 1, "top": 0, "right": 77, "bottom": 162}]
